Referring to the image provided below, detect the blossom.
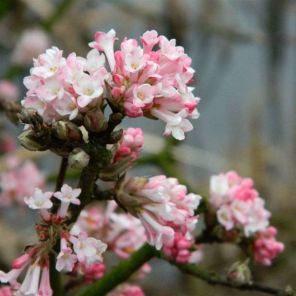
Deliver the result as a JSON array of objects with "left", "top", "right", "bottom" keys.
[
  {"left": 90, "top": 29, "right": 200, "bottom": 140},
  {"left": 117, "top": 176, "right": 201, "bottom": 250},
  {"left": 89, "top": 29, "right": 117, "bottom": 71},
  {"left": 76, "top": 262, "right": 105, "bottom": 283},
  {"left": 24, "top": 188, "right": 53, "bottom": 210},
  {"left": 0, "top": 286, "right": 12, "bottom": 296},
  {"left": 53, "top": 184, "right": 81, "bottom": 218},
  {"left": 12, "top": 29, "right": 50, "bottom": 66},
  {"left": 253, "top": 227, "right": 284, "bottom": 266},
  {"left": 209, "top": 171, "right": 270, "bottom": 236},
  {"left": 56, "top": 247, "right": 77, "bottom": 272},
  {"left": 163, "top": 232, "right": 203, "bottom": 264},
  {"left": 70, "top": 233, "right": 107, "bottom": 265},
  {"left": 0, "top": 158, "right": 45, "bottom": 207},
  {"left": 114, "top": 127, "right": 144, "bottom": 162},
  {"left": 72, "top": 202, "right": 147, "bottom": 259}
]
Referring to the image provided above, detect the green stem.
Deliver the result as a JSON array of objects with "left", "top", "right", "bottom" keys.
[
  {"left": 167, "top": 260, "right": 294, "bottom": 296},
  {"left": 78, "top": 244, "right": 155, "bottom": 296}
]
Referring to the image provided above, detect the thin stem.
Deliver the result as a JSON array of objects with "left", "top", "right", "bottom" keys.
[
  {"left": 168, "top": 261, "right": 294, "bottom": 296},
  {"left": 78, "top": 244, "right": 155, "bottom": 296}
]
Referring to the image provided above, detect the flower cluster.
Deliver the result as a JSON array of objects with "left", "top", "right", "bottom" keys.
[
  {"left": 117, "top": 175, "right": 201, "bottom": 250},
  {"left": 0, "top": 184, "right": 108, "bottom": 295},
  {"left": 22, "top": 46, "right": 109, "bottom": 122},
  {"left": 210, "top": 171, "right": 270, "bottom": 236},
  {"left": 72, "top": 201, "right": 147, "bottom": 259},
  {"left": 163, "top": 233, "right": 203, "bottom": 264},
  {"left": 209, "top": 171, "right": 284, "bottom": 265},
  {"left": 0, "top": 156, "right": 44, "bottom": 206},
  {"left": 22, "top": 29, "right": 200, "bottom": 140},
  {"left": 91, "top": 29, "right": 200, "bottom": 140},
  {"left": 253, "top": 227, "right": 284, "bottom": 266},
  {"left": 114, "top": 127, "right": 144, "bottom": 162}
]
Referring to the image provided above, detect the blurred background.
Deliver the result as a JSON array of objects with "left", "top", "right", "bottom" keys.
[{"left": 0, "top": 0, "right": 295, "bottom": 295}]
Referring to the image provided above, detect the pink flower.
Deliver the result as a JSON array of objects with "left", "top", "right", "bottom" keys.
[
  {"left": 0, "top": 158, "right": 45, "bottom": 207},
  {"left": 76, "top": 262, "right": 105, "bottom": 283},
  {"left": 117, "top": 176, "right": 201, "bottom": 250},
  {"left": 70, "top": 233, "right": 107, "bottom": 265},
  {"left": 12, "top": 29, "right": 50, "bottom": 66},
  {"left": 56, "top": 247, "right": 77, "bottom": 272},
  {"left": 89, "top": 29, "right": 117, "bottom": 71},
  {"left": 0, "top": 80, "right": 19, "bottom": 101},
  {"left": 210, "top": 171, "right": 271, "bottom": 236},
  {"left": 38, "top": 266, "right": 53, "bottom": 296},
  {"left": 114, "top": 127, "right": 144, "bottom": 162},
  {"left": 89, "top": 29, "right": 200, "bottom": 140},
  {"left": 253, "top": 227, "right": 284, "bottom": 266}
]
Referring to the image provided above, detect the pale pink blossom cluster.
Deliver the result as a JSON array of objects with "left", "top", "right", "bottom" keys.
[
  {"left": 22, "top": 46, "right": 109, "bottom": 122},
  {"left": 0, "top": 156, "right": 44, "bottom": 206},
  {"left": 12, "top": 29, "right": 50, "bottom": 66},
  {"left": 0, "top": 80, "right": 19, "bottom": 101},
  {"left": 253, "top": 227, "right": 284, "bottom": 266},
  {"left": 114, "top": 127, "right": 144, "bottom": 162},
  {"left": 108, "top": 284, "right": 145, "bottom": 296},
  {"left": 118, "top": 175, "right": 201, "bottom": 250},
  {"left": 210, "top": 171, "right": 270, "bottom": 236},
  {"left": 72, "top": 201, "right": 147, "bottom": 259},
  {"left": 163, "top": 232, "right": 203, "bottom": 264},
  {"left": 0, "top": 249, "right": 52, "bottom": 296},
  {"left": 90, "top": 29, "right": 200, "bottom": 140},
  {"left": 22, "top": 29, "right": 199, "bottom": 140}
]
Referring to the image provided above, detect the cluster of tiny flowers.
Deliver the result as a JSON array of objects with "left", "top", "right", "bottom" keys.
[
  {"left": 163, "top": 233, "right": 203, "bottom": 264},
  {"left": 0, "top": 249, "right": 52, "bottom": 296},
  {"left": 91, "top": 29, "right": 200, "bottom": 140},
  {"left": 22, "top": 46, "right": 109, "bottom": 122},
  {"left": 118, "top": 175, "right": 201, "bottom": 250},
  {"left": 253, "top": 227, "right": 284, "bottom": 266},
  {"left": 210, "top": 171, "right": 270, "bottom": 236},
  {"left": 0, "top": 184, "right": 108, "bottom": 295},
  {"left": 210, "top": 171, "right": 284, "bottom": 265},
  {"left": 114, "top": 127, "right": 144, "bottom": 162},
  {"left": 12, "top": 28, "right": 50, "bottom": 66},
  {"left": 72, "top": 201, "right": 147, "bottom": 259},
  {"left": 0, "top": 80, "right": 19, "bottom": 101},
  {"left": 0, "top": 156, "right": 44, "bottom": 206},
  {"left": 108, "top": 284, "right": 145, "bottom": 296},
  {"left": 22, "top": 29, "right": 199, "bottom": 140}
]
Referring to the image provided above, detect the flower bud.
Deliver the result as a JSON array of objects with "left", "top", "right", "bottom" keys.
[
  {"left": 53, "top": 121, "right": 82, "bottom": 142},
  {"left": 69, "top": 148, "right": 90, "bottom": 169},
  {"left": 18, "top": 129, "right": 48, "bottom": 151},
  {"left": 84, "top": 110, "right": 108, "bottom": 133},
  {"left": 18, "top": 108, "right": 43, "bottom": 126},
  {"left": 227, "top": 260, "right": 252, "bottom": 285}
]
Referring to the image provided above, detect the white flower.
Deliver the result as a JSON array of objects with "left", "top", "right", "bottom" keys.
[
  {"left": 71, "top": 234, "right": 107, "bottom": 265},
  {"left": 210, "top": 175, "right": 229, "bottom": 196},
  {"left": 56, "top": 248, "right": 77, "bottom": 272},
  {"left": 73, "top": 73, "right": 103, "bottom": 108},
  {"left": 54, "top": 184, "right": 81, "bottom": 205},
  {"left": 24, "top": 188, "right": 53, "bottom": 210}
]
